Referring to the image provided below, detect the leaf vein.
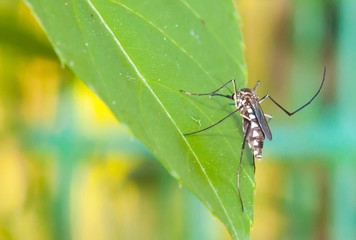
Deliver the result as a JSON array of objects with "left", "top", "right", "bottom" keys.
[
  {"left": 179, "top": 0, "right": 242, "bottom": 68},
  {"left": 109, "top": 0, "right": 222, "bottom": 87}
]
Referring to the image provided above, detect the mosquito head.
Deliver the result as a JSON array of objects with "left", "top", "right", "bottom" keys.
[{"left": 232, "top": 81, "right": 259, "bottom": 109}]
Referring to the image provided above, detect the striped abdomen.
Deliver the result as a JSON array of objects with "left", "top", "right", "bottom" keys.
[{"left": 241, "top": 106, "right": 265, "bottom": 160}]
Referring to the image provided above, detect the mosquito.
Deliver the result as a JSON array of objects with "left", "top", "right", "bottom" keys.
[{"left": 181, "top": 67, "right": 326, "bottom": 212}]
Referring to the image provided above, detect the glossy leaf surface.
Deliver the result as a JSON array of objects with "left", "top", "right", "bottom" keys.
[{"left": 24, "top": 0, "right": 254, "bottom": 238}]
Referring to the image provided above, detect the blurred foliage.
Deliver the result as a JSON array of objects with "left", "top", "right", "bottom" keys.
[{"left": 1, "top": 0, "right": 355, "bottom": 240}]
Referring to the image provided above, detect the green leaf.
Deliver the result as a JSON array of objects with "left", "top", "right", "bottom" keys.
[{"left": 24, "top": 0, "right": 254, "bottom": 238}]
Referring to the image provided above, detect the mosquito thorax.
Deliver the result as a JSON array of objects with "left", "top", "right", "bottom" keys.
[{"left": 239, "top": 88, "right": 259, "bottom": 100}]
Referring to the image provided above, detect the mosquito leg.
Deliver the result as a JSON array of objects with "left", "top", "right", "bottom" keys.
[
  {"left": 259, "top": 67, "right": 326, "bottom": 116},
  {"left": 252, "top": 80, "right": 261, "bottom": 91},
  {"left": 231, "top": 79, "right": 239, "bottom": 108},
  {"left": 259, "top": 95, "right": 268, "bottom": 103},
  {"left": 241, "top": 114, "right": 251, "bottom": 121},
  {"left": 253, "top": 155, "right": 256, "bottom": 174},
  {"left": 184, "top": 109, "right": 239, "bottom": 136},
  {"left": 263, "top": 113, "right": 273, "bottom": 124},
  {"left": 238, "top": 122, "right": 251, "bottom": 212},
  {"left": 180, "top": 79, "right": 236, "bottom": 99},
  {"left": 264, "top": 113, "right": 273, "bottom": 119},
  {"left": 181, "top": 92, "right": 232, "bottom": 99}
]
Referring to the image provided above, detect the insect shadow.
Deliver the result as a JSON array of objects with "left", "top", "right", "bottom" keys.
[{"left": 180, "top": 67, "right": 326, "bottom": 212}]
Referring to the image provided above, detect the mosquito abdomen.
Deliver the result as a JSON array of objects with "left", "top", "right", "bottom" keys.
[{"left": 242, "top": 107, "right": 265, "bottom": 160}]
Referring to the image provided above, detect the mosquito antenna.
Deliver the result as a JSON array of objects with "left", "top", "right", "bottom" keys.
[
  {"left": 184, "top": 109, "right": 239, "bottom": 136},
  {"left": 216, "top": 78, "right": 233, "bottom": 94},
  {"left": 236, "top": 81, "right": 243, "bottom": 92}
]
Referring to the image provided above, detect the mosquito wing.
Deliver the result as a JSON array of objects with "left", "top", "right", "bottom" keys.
[{"left": 251, "top": 100, "right": 272, "bottom": 141}]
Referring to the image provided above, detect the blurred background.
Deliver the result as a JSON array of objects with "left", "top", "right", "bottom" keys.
[{"left": 0, "top": 0, "right": 355, "bottom": 239}]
